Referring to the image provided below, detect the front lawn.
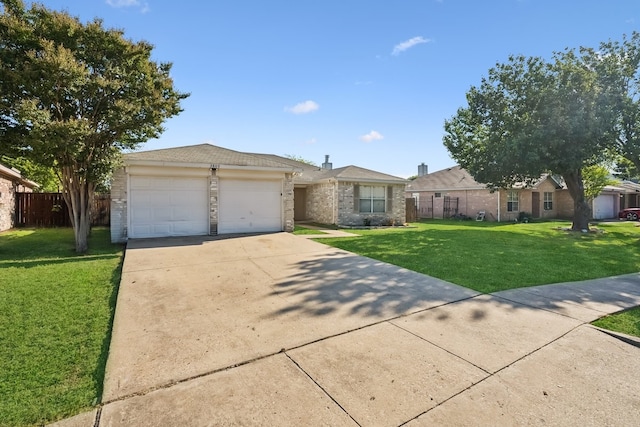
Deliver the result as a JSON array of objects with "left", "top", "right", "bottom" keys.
[
  {"left": 318, "top": 220, "right": 640, "bottom": 293},
  {"left": 0, "top": 227, "right": 124, "bottom": 427}
]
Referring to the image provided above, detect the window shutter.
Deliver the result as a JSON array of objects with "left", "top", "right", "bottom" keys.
[
  {"left": 386, "top": 186, "right": 393, "bottom": 212},
  {"left": 353, "top": 185, "right": 360, "bottom": 212}
]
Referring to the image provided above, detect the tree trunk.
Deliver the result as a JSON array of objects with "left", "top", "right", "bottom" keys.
[
  {"left": 563, "top": 169, "right": 591, "bottom": 232},
  {"left": 60, "top": 166, "right": 94, "bottom": 253}
]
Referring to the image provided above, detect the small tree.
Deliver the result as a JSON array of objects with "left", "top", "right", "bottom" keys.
[
  {"left": 0, "top": 1, "right": 188, "bottom": 252},
  {"left": 582, "top": 164, "right": 617, "bottom": 202},
  {"left": 444, "top": 48, "right": 619, "bottom": 231}
]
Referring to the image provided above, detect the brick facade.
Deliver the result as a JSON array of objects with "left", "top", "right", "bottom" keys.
[
  {"left": 0, "top": 176, "right": 16, "bottom": 231},
  {"left": 0, "top": 168, "right": 35, "bottom": 232},
  {"left": 303, "top": 181, "right": 406, "bottom": 227},
  {"left": 283, "top": 173, "right": 295, "bottom": 232},
  {"left": 110, "top": 167, "right": 128, "bottom": 243},
  {"left": 305, "top": 182, "right": 335, "bottom": 224}
]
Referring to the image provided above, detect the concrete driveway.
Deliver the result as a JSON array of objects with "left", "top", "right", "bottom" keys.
[{"left": 54, "top": 232, "right": 640, "bottom": 426}]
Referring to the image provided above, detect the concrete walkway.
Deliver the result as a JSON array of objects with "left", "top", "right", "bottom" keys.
[{"left": 50, "top": 233, "right": 640, "bottom": 427}]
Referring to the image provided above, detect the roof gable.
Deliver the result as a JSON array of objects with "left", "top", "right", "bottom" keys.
[
  {"left": 318, "top": 165, "right": 406, "bottom": 183},
  {"left": 406, "top": 166, "right": 484, "bottom": 191}
]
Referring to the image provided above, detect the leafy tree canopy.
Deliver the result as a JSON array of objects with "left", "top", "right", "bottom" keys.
[
  {"left": 613, "top": 156, "right": 640, "bottom": 181},
  {"left": 284, "top": 154, "right": 317, "bottom": 166},
  {"left": 582, "top": 164, "right": 617, "bottom": 201},
  {"left": 444, "top": 35, "right": 636, "bottom": 231},
  {"left": 0, "top": 0, "right": 189, "bottom": 251},
  {"left": 0, "top": 155, "right": 59, "bottom": 191}
]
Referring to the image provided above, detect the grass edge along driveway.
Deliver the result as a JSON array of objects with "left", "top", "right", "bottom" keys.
[{"left": 0, "top": 227, "right": 124, "bottom": 427}]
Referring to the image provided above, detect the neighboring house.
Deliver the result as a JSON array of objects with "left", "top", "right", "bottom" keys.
[
  {"left": 110, "top": 144, "right": 406, "bottom": 242},
  {"left": 594, "top": 180, "right": 640, "bottom": 219},
  {"left": 406, "top": 165, "right": 640, "bottom": 222},
  {"left": 406, "top": 165, "right": 570, "bottom": 222},
  {"left": 0, "top": 162, "right": 38, "bottom": 232}
]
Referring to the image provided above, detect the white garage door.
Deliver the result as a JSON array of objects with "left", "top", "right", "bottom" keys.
[
  {"left": 593, "top": 194, "right": 616, "bottom": 219},
  {"left": 218, "top": 179, "right": 282, "bottom": 234},
  {"left": 129, "top": 175, "right": 209, "bottom": 238}
]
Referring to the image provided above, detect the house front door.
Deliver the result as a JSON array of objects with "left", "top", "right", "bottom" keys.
[
  {"left": 532, "top": 192, "right": 540, "bottom": 218},
  {"left": 294, "top": 187, "right": 307, "bottom": 221}
]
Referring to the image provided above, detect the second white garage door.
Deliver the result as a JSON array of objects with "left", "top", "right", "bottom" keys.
[{"left": 218, "top": 179, "right": 283, "bottom": 234}]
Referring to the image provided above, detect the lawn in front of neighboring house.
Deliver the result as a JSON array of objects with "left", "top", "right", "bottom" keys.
[
  {"left": 0, "top": 227, "right": 124, "bottom": 427},
  {"left": 317, "top": 220, "right": 640, "bottom": 294}
]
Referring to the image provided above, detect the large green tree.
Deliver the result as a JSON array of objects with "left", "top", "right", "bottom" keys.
[
  {"left": 0, "top": 0, "right": 188, "bottom": 252},
  {"left": 596, "top": 32, "right": 640, "bottom": 174},
  {"left": 444, "top": 47, "right": 620, "bottom": 231}
]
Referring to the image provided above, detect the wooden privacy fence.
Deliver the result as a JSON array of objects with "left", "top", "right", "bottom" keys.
[
  {"left": 406, "top": 198, "right": 417, "bottom": 222},
  {"left": 16, "top": 193, "right": 110, "bottom": 227}
]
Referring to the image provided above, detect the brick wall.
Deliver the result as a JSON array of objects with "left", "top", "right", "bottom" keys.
[
  {"left": 0, "top": 176, "right": 16, "bottom": 231},
  {"left": 110, "top": 167, "right": 127, "bottom": 243},
  {"left": 283, "top": 173, "right": 294, "bottom": 232},
  {"left": 306, "top": 182, "right": 335, "bottom": 224},
  {"left": 338, "top": 182, "right": 406, "bottom": 226},
  {"left": 556, "top": 189, "right": 574, "bottom": 219},
  {"left": 411, "top": 189, "right": 500, "bottom": 220}
]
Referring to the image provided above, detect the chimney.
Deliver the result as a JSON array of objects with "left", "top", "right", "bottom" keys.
[
  {"left": 418, "top": 163, "right": 428, "bottom": 176},
  {"left": 322, "top": 155, "right": 333, "bottom": 170}
]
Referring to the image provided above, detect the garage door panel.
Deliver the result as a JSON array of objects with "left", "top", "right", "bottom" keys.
[
  {"left": 129, "top": 175, "right": 209, "bottom": 238},
  {"left": 218, "top": 179, "right": 282, "bottom": 234},
  {"left": 593, "top": 195, "right": 615, "bottom": 219}
]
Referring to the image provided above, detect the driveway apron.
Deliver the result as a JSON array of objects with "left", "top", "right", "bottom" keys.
[{"left": 89, "top": 233, "right": 640, "bottom": 427}]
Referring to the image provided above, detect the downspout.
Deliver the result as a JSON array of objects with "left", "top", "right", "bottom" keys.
[{"left": 497, "top": 190, "right": 501, "bottom": 222}]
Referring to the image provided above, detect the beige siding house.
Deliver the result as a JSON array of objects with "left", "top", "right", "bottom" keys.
[
  {"left": 0, "top": 162, "right": 38, "bottom": 232},
  {"left": 111, "top": 144, "right": 406, "bottom": 242}
]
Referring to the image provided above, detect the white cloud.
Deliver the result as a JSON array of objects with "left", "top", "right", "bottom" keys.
[
  {"left": 106, "top": 0, "right": 150, "bottom": 12},
  {"left": 392, "top": 36, "right": 431, "bottom": 55},
  {"left": 360, "top": 130, "right": 384, "bottom": 142},
  {"left": 305, "top": 138, "right": 317, "bottom": 145},
  {"left": 285, "top": 100, "right": 319, "bottom": 114}
]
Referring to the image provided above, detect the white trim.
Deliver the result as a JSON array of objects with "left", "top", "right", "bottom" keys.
[
  {"left": 125, "top": 159, "right": 212, "bottom": 169},
  {"left": 216, "top": 168, "right": 286, "bottom": 180},
  {"left": 126, "top": 165, "right": 211, "bottom": 177}
]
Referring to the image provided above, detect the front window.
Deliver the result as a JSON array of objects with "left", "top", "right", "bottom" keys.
[
  {"left": 359, "top": 185, "right": 386, "bottom": 213},
  {"left": 507, "top": 191, "right": 519, "bottom": 212},
  {"left": 544, "top": 192, "right": 553, "bottom": 210}
]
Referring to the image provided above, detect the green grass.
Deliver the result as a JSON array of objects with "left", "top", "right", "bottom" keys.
[
  {"left": 0, "top": 227, "right": 124, "bottom": 427},
  {"left": 316, "top": 220, "right": 640, "bottom": 293},
  {"left": 592, "top": 306, "right": 640, "bottom": 337},
  {"left": 293, "top": 225, "right": 327, "bottom": 235}
]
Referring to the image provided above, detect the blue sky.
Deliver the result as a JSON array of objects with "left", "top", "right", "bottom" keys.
[{"left": 35, "top": 0, "right": 640, "bottom": 177}]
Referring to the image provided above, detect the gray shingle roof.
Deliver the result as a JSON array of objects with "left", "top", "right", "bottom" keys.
[
  {"left": 406, "top": 166, "right": 485, "bottom": 191},
  {"left": 310, "top": 165, "right": 406, "bottom": 183},
  {"left": 124, "top": 143, "right": 405, "bottom": 184},
  {"left": 125, "top": 144, "right": 298, "bottom": 170},
  {"left": 407, "top": 166, "right": 566, "bottom": 191}
]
